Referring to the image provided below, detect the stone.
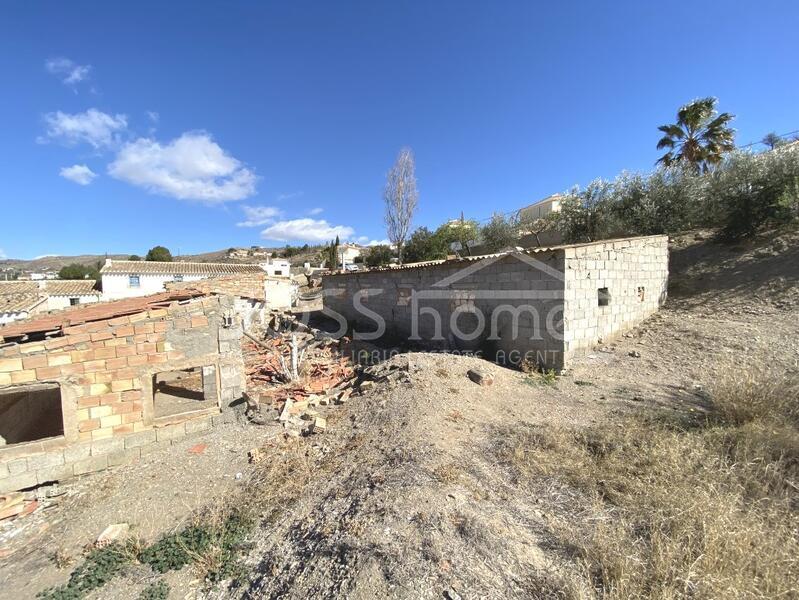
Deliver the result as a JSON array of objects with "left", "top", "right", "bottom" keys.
[
  {"left": 310, "top": 417, "right": 327, "bottom": 434},
  {"left": 466, "top": 369, "right": 494, "bottom": 386},
  {"left": 96, "top": 523, "right": 129, "bottom": 546},
  {"left": 628, "top": 350, "right": 641, "bottom": 358},
  {"left": 300, "top": 410, "right": 319, "bottom": 421}
]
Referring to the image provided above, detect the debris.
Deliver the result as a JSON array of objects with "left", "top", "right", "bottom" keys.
[
  {"left": 278, "top": 398, "right": 294, "bottom": 422},
  {"left": 466, "top": 369, "right": 494, "bottom": 386},
  {"left": 334, "top": 389, "right": 353, "bottom": 405},
  {"left": 0, "top": 493, "right": 26, "bottom": 521},
  {"left": 96, "top": 523, "right": 129, "bottom": 547},
  {"left": 235, "top": 472, "right": 243, "bottom": 480},
  {"left": 301, "top": 409, "right": 319, "bottom": 421},
  {"left": 310, "top": 417, "right": 327, "bottom": 434},
  {"left": 187, "top": 443, "right": 207, "bottom": 455},
  {"left": 358, "top": 380, "right": 375, "bottom": 392},
  {"left": 248, "top": 447, "right": 265, "bottom": 464}
]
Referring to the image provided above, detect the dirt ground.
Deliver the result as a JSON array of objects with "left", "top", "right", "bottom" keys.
[{"left": 0, "top": 229, "right": 797, "bottom": 599}]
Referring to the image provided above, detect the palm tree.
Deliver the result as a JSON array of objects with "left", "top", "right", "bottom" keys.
[{"left": 656, "top": 97, "right": 735, "bottom": 173}]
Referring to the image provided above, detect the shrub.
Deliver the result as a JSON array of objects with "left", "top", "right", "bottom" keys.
[
  {"left": 497, "top": 365, "right": 799, "bottom": 598},
  {"left": 550, "top": 146, "right": 799, "bottom": 243}
]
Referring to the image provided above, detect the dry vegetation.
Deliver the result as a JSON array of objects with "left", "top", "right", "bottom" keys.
[{"left": 499, "top": 363, "right": 799, "bottom": 599}]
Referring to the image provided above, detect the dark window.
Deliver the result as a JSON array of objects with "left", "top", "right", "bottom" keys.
[
  {"left": 174, "top": 274, "right": 184, "bottom": 282},
  {"left": 0, "top": 383, "right": 64, "bottom": 445},
  {"left": 637, "top": 286, "right": 646, "bottom": 302},
  {"left": 598, "top": 287, "right": 611, "bottom": 307},
  {"left": 129, "top": 274, "right": 140, "bottom": 288},
  {"left": 153, "top": 365, "right": 218, "bottom": 419},
  {"left": 69, "top": 297, "right": 80, "bottom": 306}
]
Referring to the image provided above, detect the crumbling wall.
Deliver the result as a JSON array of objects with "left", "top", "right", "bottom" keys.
[
  {"left": 0, "top": 294, "right": 245, "bottom": 492},
  {"left": 323, "top": 251, "right": 567, "bottom": 368},
  {"left": 563, "top": 235, "right": 669, "bottom": 361}
]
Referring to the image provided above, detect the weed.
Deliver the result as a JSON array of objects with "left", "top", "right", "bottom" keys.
[
  {"left": 523, "top": 369, "right": 558, "bottom": 387},
  {"left": 138, "top": 580, "right": 169, "bottom": 600},
  {"left": 496, "top": 365, "right": 799, "bottom": 599},
  {"left": 37, "top": 541, "right": 136, "bottom": 600},
  {"left": 140, "top": 509, "right": 253, "bottom": 583}
]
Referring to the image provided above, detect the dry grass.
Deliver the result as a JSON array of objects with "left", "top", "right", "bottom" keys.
[{"left": 500, "top": 363, "right": 799, "bottom": 599}]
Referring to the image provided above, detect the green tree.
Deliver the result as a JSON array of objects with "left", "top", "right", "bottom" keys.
[
  {"left": 656, "top": 97, "right": 735, "bottom": 173},
  {"left": 145, "top": 246, "right": 173, "bottom": 262},
  {"left": 404, "top": 227, "right": 446, "bottom": 263},
  {"left": 59, "top": 263, "right": 100, "bottom": 280},
  {"left": 128, "top": 254, "right": 141, "bottom": 261},
  {"left": 480, "top": 213, "right": 519, "bottom": 252},
  {"left": 433, "top": 219, "right": 479, "bottom": 255},
  {"left": 364, "top": 244, "right": 393, "bottom": 267}
]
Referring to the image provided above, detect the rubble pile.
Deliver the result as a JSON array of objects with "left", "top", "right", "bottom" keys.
[{"left": 243, "top": 312, "right": 357, "bottom": 435}]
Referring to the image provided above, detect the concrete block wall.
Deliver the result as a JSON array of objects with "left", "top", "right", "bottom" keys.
[
  {"left": 323, "top": 251, "right": 567, "bottom": 367},
  {"left": 323, "top": 235, "right": 669, "bottom": 371},
  {"left": 562, "top": 235, "right": 668, "bottom": 361},
  {"left": 0, "top": 294, "right": 245, "bottom": 492}
]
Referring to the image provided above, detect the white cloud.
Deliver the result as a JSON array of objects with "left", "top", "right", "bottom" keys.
[
  {"left": 108, "top": 132, "right": 257, "bottom": 202},
  {"left": 45, "top": 57, "right": 91, "bottom": 85},
  {"left": 261, "top": 218, "right": 354, "bottom": 243},
  {"left": 0, "top": 248, "right": 5, "bottom": 259},
  {"left": 59, "top": 164, "right": 97, "bottom": 185},
  {"left": 307, "top": 207, "right": 324, "bottom": 216},
  {"left": 237, "top": 205, "right": 282, "bottom": 227},
  {"left": 277, "top": 191, "right": 303, "bottom": 201},
  {"left": 367, "top": 238, "right": 391, "bottom": 246},
  {"left": 42, "top": 108, "right": 128, "bottom": 149},
  {"left": 34, "top": 254, "right": 57, "bottom": 259},
  {"left": 146, "top": 111, "right": 160, "bottom": 123}
]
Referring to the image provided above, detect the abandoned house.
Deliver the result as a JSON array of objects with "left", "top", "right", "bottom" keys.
[
  {"left": 0, "top": 289, "right": 249, "bottom": 493},
  {"left": 100, "top": 259, "right": 266, "bottom": 300},
  {"left": 0, "top": 280, "right": 101, "bottom": 325},
  {"left": 323, "top": 235, "right": 669, "bottom": 369}
]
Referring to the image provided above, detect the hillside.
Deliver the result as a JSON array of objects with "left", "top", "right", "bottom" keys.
[
  {"left": 0, "top": 228, "right": 796, "bottom": 599},
  {"left": 0, "top": 245, "right": 326, "bottom": 274}
]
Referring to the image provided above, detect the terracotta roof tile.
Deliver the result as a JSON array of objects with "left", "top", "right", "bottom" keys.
[
  {"left": 0, "top": 294, "right": 47, "bottom": 314},
  {"left": 0, "top": 289, "right": 205, "bottom": 340},
  {"left": 100, "top": 260, "right": 263, "bottom": 275}
]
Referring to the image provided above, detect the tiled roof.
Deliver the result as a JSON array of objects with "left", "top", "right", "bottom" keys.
[
  {"left": 0, "top": 281, "right": 38, "bottom": 295},
  {"left": 0, "top": 280, "right": 100, "bottom": 296},
  {"left": 0, "top": 294, "right": 47, "bottom": 314},
  {"left": 100, "top": 260, "right": 264, "bottom": 275},
  {"left": 0, "top": 289, "right": 205, "bottom": 340},
  {"left": 44, "top": 280, "right": 101, "bottom": 296}
]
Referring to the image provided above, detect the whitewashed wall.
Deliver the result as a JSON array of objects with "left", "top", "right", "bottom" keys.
[
  {"left": 102, "top": 273, "right": 209, "bottom": 300},
  {"left": 45, "top": 294, "right": 100, "bottom": 311}
]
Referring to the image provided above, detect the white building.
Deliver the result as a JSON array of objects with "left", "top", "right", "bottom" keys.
[
  {"left": 258, "top": 256, "right": 291, "bottom": 278},
  {"left": 100, "top": 260, "right": 265, "bottom": 301},
  {"left": 518, "top": 194, "right": 563, "bottom": 222},
  {"left": 337, "top": 244, "right": 364, "bottom": 269},
  {"left": 0, "top": 280, "right": 101, "bottom": 325}
]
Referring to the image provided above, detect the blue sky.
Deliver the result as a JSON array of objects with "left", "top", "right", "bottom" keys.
[{"left": 1, "top": 1, "right": 797, "bottom": 259}]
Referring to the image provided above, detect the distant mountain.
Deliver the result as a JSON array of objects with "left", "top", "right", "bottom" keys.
[{"left": 0, "top": 245, "right": 327, "bottom": 274}]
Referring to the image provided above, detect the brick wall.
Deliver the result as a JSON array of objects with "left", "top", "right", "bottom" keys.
[
  {"left": 562, "top": 235, "right": 668, "bottom": 361},
  {"left": 0, "top": 294, "right": 245, "bottom": 492}
]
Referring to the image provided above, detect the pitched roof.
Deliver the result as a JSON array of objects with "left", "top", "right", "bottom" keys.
[
  {"left": 0, "top": 289, "right": 205, "bottom": 340},
  {"left": 0, "top": 294, "right": 47, "bottom": 314},
  {"left": 100, "top": 260, "right": 264, "bottom": 276},
  {"left": 44, "top": 280, "right": 101, "bottom": 296},
  {"left": 0, "top": 280, "right": 100, "bottom": 296}
]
